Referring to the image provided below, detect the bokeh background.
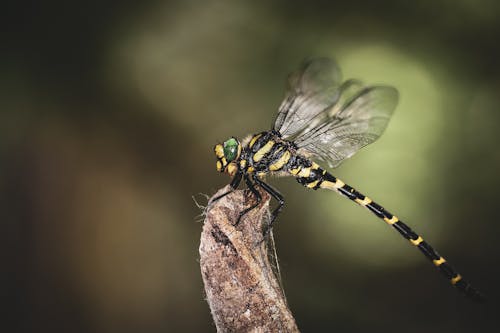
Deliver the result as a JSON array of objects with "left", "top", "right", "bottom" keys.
[{"left": 2, "top": 0, "right": 500, "bottom": 332}]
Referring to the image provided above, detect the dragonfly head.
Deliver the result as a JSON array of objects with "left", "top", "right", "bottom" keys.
[{"left": 214, "top": 137, "right": 241, "bottom": 176}]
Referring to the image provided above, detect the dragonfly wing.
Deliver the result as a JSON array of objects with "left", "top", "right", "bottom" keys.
[
  {"left": 273, "top": 58, "right": 343, "bottom": 139},
  {"left": 294, "top": 85, "right": 399, "bottom": 168}
]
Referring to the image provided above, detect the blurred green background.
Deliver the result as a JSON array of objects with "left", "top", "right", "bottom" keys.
[{"left": 2, "top": 0, "right": 500, "bottom": 332}]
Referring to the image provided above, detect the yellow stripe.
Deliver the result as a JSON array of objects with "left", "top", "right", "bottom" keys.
[
  {"left": 297, "top": 167, "right": 311, "bottom": 178},
  {"left": 227, "top": 163, "right": 238, "bottom": 176},
  {"left": 333, "top": 179, "right": 345, "bottom": 189},
  {"left": 294, "top": 162, "right": 320, "bottom": 177},
  {"left": 306, "top": 180, "right": 320, "bottom": 188},
  {"left": 269, "top": 151, "right": 291, "bottom": 171},
  {"left": 253, "top": 140, "right": 275, "bottom": 162},
  {"left": 383, "top": 216, "right": 399, "bottom": 225},
  {"left": 247, "top": 166, "right": 255, "bottom": 173},
  {"left": 355, "top": 196, "right": 372, "bottom": 206},
  {"left": 410, "top": 236, "right": 423, "bottom": 246},
  {"left": 240, "top": 159, "right": 247, "bottom": 168},
  {"left": 433, "top": 257, "right": 446, "bottom": 266},
  {"left": 451, "top": 274, "right": 462, "bottom": 285},
  {"left": 249, "top": 134, "right": 262, "bottom": 148},
  {"left": 319, "top": 180, "right": 335, "bottom": 190},
  {"left": 216, "top": 160, "right": 222, "bottom": 171},
  {"left": 215, "top": 144, "right": 224, "bottom": 158},
  {"left": 320, "top": 178, "right": 345, "bottom": 191}
]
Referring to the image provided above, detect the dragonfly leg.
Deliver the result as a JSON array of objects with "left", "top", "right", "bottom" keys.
[
  {"left": 209, "top": 171, "right": 242, "bottom": 204},
  {"left": 235, "top": 175, "right": 262, "bottom": 226},
  {"left": 253, "top": 175, "right": 284, "bottom": 235}
]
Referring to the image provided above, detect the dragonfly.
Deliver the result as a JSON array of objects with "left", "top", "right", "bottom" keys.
[{"left": 212, "top": 57, "right": 483, "bottom": 301}]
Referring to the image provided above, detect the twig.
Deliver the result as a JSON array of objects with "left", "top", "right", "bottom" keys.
[{"left": 199, "top": 186, "right": 300, "bottom": 333}]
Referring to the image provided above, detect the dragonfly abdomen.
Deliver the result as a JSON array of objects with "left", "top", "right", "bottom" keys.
[{"left": 292, "top": 160, "right": 483, "bottom": 300}]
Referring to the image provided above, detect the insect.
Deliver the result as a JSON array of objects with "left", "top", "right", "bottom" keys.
[{"left": 213, "top": 57, "right": 483, "bottom": 301}]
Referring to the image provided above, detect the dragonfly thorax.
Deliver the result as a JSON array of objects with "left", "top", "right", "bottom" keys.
[{"left": 239, "top": 131, "right": 298, "bottom": 177}]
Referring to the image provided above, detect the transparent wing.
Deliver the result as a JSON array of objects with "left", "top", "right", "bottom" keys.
[
  {"left": 294, "top": 84, "right": 399, "bottom": 168},
  {"left": 273, "top": 58, "right": 343, "bottom": 139}
]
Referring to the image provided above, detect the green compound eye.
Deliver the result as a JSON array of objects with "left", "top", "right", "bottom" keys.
[{"left": 223, "top": 138, "right": 239, "bottom": 162}]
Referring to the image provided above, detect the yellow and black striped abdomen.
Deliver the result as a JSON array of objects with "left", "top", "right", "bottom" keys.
[{"left": 291, "top": 159, "right": 483, "bottom": 301}]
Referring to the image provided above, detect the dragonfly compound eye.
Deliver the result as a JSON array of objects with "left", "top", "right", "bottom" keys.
[{"left": 223, "top": 138, "right": 240, "bottom": 162}]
